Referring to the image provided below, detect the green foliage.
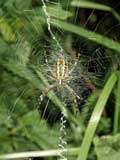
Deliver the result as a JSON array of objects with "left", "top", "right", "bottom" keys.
[
  {"left": 71, "top": 0, "right": 120, "bottom": 22},
  {"left": 77, "top": 73, "right": 117, "bottom": 160},
  {"left": 113, "top": 78, "right": 120, "bottom": 134},
  {"left": 0, "top": 17, "right": 16, "bottom": 42},
  {"left": 0, "top": 0, "right": 120, "bottom": 160},
  {"left": 94, "top": 134, "right": 120, "bottom": 160},
  {"left": 52, "top": 20, "right": 120, "bottom": 53},
  {"left": 47, "top": 4, "right": 72, "bottom": 20}
]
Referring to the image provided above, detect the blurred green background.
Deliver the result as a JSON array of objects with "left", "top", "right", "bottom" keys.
[{"left": 0, "top": 0, "right": 120, "bottom": 160}]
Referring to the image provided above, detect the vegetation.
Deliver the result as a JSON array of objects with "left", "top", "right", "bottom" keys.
[{"left": 0, "top": 0, "right": 120, "bottom": 160}]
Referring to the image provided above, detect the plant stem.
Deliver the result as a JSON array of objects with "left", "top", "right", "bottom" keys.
[
  {"left": 113, "top": 78, "right": 120, "bottom": 134},
  {"left": 77, "top": 73, "right": 117, "bottom": 160},
  {"left": 0, "top": 148, "right": 79, "bottom": 159}
]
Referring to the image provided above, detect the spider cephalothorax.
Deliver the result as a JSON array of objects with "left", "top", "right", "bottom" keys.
[{"left": 56, "top": 55, "right": 69, "bottom": 85}]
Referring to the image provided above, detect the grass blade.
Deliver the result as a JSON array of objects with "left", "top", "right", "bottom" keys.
[
  {"left": 0, "top": 148, "right": 79, "bottom": 159},
  {"left": 113, "top": 78, "right": 120, "bottom": 134},
  {"left": 51, "top": 20, "right": 120, "bottom": 53},
  {"left": 71, "top": 0, "right": 120, "bottom": 22},
  {"left": 77, "top": 73, "right": 117, "bottom": 160}
]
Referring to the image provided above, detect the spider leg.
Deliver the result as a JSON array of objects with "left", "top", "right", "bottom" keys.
[
  {"left": 46, "top": 74, "right": 56, "bottom": 81},
  {"left": 68, "top": 53, "right": 80, "bottom": 75},
  {"left": 65, "top": 84, "right": 81, "bottom": 101},
  {"left": 44, "top": 52, "right": 56, "bottom": 77},
  {"left": 65, "top": 84, "right": 80, "bottom": 115},
  {"left": 38, "top": 83, "right": 57, "bottom": 105}
]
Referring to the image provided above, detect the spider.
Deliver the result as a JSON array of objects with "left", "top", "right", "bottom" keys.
[{"left": 38, "top": 54, "right": 81, "bottom": 106}]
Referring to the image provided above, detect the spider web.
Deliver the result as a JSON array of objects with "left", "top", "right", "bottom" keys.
[{"left": 0, "top": 0, "right": 120, "bottom": 159}]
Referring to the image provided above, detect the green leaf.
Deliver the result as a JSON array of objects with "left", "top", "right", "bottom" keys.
[
  {"left": 47, "top": 4, "right": 72, "bottom": 20},
  {"left": 113, "top": 77, "right": 120, "bottom": 134},
  {"left": 71, "top": 0, "right": 120, "bottom": 22},
  {"left": 19, "top": 110, "right": 59, "bottom": 149},
  {"left": 0, "top": 94, "right": 14, "bottom": 127},
  {"left": 15, "top": 0, "right": 31, "bottom": 10},
  {"left": 51, "top": 20, "right": 120, "bottom": 53},
  {"left": 13, "top": 40, "right": 31, "bottom": 65},
  {"left": 71, "top": 0, "right": 112, "bottom": 11},
  {"left": 0, "top": 17, "right": 16, "bottom": 42},
  {"left": 77, "top": 73, "right": 117, "bottom": 160},
  {"left": 29, "top": 5, "right": 72, "bottom": 21},
  {"left": 94, "top": 134, "right": 120, "bottom": 160}
]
